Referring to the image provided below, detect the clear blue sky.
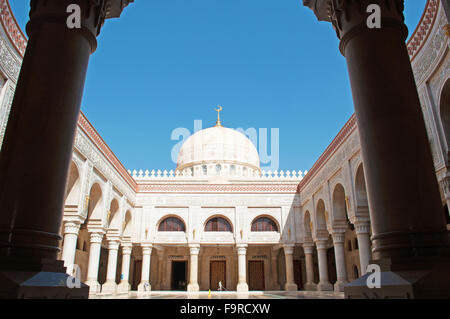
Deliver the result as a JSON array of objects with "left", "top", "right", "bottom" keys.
[{"left": 10, "top": 0, "right": 426, "bottom": 172}]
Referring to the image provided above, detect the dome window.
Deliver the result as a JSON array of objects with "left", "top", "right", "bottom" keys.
[
  {"left": 251, "top": 217, "right": 278, "bottom": 232},
  {"left": 230, "top": 165, "right": 236, "bottom": 175},
  {"left": 158, "top": 217, "right": 186, "bottom": 232},
  {"left": 202, "top": 165, "right": 208, "bottom": 175},
  {"left": 216, "top": 164, "right": 222, "bottom": 174},
  {"left": 205, "top": 217, "right": 232, "bottom": 232}
]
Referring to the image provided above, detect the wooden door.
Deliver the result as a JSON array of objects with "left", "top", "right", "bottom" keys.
[
  {"left": 294, "top": 260, "right": 302, "bottom": 290},
  {"left": 248, "top": 261, "right": 265, "bottom": 290},
  {"left": 210, "top": 261, "right": 226, "bottom": 290}
]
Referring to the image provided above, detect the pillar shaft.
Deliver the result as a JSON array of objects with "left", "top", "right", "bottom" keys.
[
  {"left": 121, "top": 248, "right": 132, "bottom": 283},
  {"left": 316, "top": 240, "right": 333, "bottom": 291},
  {"left": 117, "top": 244, "right": 132, "bottom": 293},
  {"left": 283, "top": 245, "right": 297, "bottom": 291},
  {"left": 303, "top": 244, "right": 316, "bottom": 290},
  {"left": 86, "top": 232, "right": 104, "bottom": 293},
  {"left": 138, "top": 244, "right": 152, "bottom": 292},
  {"left": 187, "top": 245, "right": 200, "bottom": 292},
  {"left": 355, "top": 222, "right": 372, "bottom": 275},
  {"left": 332, "top": 232, "right": 348, "bottom": 292},
  {"left": 101, "top": 239, "right": 120, "bottom": 294},
  {"left": 236, "top": 245, "right": 248, "bottom": 292},
  {"left": 61, "top": 221, "right": 81, "bottom": 275}
]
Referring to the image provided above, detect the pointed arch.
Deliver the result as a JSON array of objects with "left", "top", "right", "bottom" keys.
[{"left": 64, "top": 161, "right": 80, "bottom": 207}]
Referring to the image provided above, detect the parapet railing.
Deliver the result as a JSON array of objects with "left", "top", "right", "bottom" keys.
[{"left": 128, "top": 169, "right": 308, "bottom": 181}]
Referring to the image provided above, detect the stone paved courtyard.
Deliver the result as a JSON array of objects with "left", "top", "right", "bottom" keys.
[{"left": 91, "top": 291, "right": 345, "bottom": 299}]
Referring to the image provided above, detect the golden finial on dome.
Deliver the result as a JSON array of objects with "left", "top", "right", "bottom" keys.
[{"left": 215, "top": 105, "right": 223, "bottom": 127}]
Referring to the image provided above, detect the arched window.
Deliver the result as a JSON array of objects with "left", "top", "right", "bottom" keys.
[
  {"left": 202, "top": 165, "right": 208, "bottom": 175},
  {"left": 230, "top": 165, "right": 236, "bottom": 175},
  {"left": 205, "top": 217, "right": 232, "bottom": 232},
  {"left": 216, "top": 164, "right": 222, "bottom": 173},
  {"left": 251, "top": 217, "right": 278, "bottom": 232},
  {"left": 158, "top": 217, "right": 186, "bottom": 232}
]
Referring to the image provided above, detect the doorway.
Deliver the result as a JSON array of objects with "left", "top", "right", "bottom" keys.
[
  {"left": 294, "top": 260, "right": 303, "bottom": 290},
  {"left": 132, "top": 260, "right": 142, "bottom": 291},
  {"left": 248, "top": 261, "right": 265, "bottom": 290},
  {"left": 210, "top": 261, "right": 226, "bottom": 290},
  {"left": 171, "top": 261, "right": 187, "bottom": 291}
]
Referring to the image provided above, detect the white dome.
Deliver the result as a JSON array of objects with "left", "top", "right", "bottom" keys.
[{"left": 177, "top": 125, "right": 260, "bottom": 175}]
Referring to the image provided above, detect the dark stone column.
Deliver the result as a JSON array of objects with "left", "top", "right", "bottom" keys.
[
  {"left": 304, "top": 0, "right": 450, "bottom": 298},
  {"left": 0, "top": 0, "right": 132, "bottom": 298}
]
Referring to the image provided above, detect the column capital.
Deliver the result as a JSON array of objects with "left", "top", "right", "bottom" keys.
[
  {"left": 302, "top": 242, "right": 315, "bottom": 255},
  {"left": 26, "top": 0, "right": 134, "bottom": 54},
  {"left": 354, "top": 221, "right": 371, "bottom": 235},
  {"left": 315, "top": 239, "right": 328, "bottom": 250},
  {"left": 121, "top": 243, "right": 133, "bottom": 255},
  {"left": 141, "top": 243, "right": 153, "bottom": 255},
  {"left": 63, "top": 221, "right": 81, "bottom": 235},
  {"left": 189, "top": 244, "right": 200, "bottom": 255},
  {"left": 107, "top": 240, "right": 120, "bottom": 251},
  {"left": 237, "top": 244, "right": 248, "bottom": 255},
  {"left": 303, "top": 0, "right": 407, "bottom": 54},
  {"left": 283, "top": 244, "right": 295, "bottom": 255},
  {"left": 89, "top": 232, "right": 104, "bottom": 244},
  {"left": 332, "top": 232, "right": 345, "bottom": 244}
]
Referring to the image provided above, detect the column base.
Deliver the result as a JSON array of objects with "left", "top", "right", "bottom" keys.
[
  {"left": 101, "top": 281, "right": 117, "bottom": 294},
  {"left": 0, "top": 257, "right": 89, "bottom": 299},
  {"left": 117, "top": 281, "right": 130, "bottom": 294},
  {"left": 304, "top": 282, "right": 317, "bottom": 291},
  {"left": 284, "top": 282, "right": 298, "bottom": 291},
  {"left": 345, "top": 257, "right": 450, "bottom": 299},
  {"left": 334, "top": 280, "right": 348, "bottom": 292},
  {"left": 138, "top": 282, "right": 151, "bottom": 293},
  {"left": 236, "top": 282, "right": 249, "bottom": 293},
  {"left": 85, "top": 280, "right": 101, "bottom": 295},
  {"left": 187, "top": 283, "right": 200, "bottom": 292},
  {"left": 317, "top": 281, "right": 333, "bottom": 291}
]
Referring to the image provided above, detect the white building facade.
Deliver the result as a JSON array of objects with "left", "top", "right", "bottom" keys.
[{"left": 0, "top": 0, "right": 449, "bottom": 295}]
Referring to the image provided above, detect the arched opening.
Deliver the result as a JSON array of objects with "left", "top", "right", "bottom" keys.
[
  {"left": 205, "top": 216, "right": 232, "bottom": 232},
  {"left": 158, "top": 216, "right": 186, "bottom": 232},
  {"left": 316, "top": 199, "right": 337, "bottom": 285},
  {"left": 304, "top": 211, "right": 313, "bottom": 238},
  {"left": 332, "top": 184, "right": 348, "bottom": 223},
  {"left": 123, "top": 210, "right": 133, "bottom": 236},
  {"left": 355, "top": 164, "right": 368, "bottom": 208},
  {"left": 440, "top": 79, "right": 450, "bottom": 158},
  {"left": 251, "top": 216, "right": 279, "bottom": 232},
  {"left": 315, "top": 199, "right": 327, "bottom": 232},
  {"left": 86, "top": 183, "right": 103, "bottom": 222},
  {"left": 64, "top": 161, "right": 80, "bottom": 206},
  {"left": 107, "top": 198, "right": 120, "bottom": 229}
]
